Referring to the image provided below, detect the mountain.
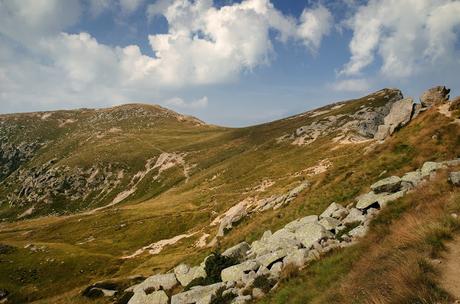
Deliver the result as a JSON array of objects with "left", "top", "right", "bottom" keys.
[{"left": 0, "top": 87, "right": 458, "bottom": 304}]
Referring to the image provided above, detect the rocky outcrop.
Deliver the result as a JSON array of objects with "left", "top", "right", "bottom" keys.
[
  {"left": 374, "top": 98, "right": 416, "bottom": 141},
  {"left": 420, "top": 86, "right": 450, "bottom": 107},
  {"left": 0, "top": 141, "right": 43, "bottom": 181}
]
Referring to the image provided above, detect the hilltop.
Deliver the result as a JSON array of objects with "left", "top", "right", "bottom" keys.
[{"left": 0, "top": 86, "right": 459, "bottom": 304}]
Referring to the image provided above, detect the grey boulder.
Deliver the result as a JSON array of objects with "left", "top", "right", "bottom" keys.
[{"left": 370, "top": 176, "right": 401, "bottom": 193}]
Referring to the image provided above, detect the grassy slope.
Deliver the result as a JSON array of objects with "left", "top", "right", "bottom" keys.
[{"left": 0, "top": 92, "right": 458, "bottom": 303}]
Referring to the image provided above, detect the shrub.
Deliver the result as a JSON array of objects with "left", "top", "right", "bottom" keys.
[
  {"left": 204, "top": 252, "right": 239, "bottom": 283},
  {"left": 253, "top": 274, "right": 277, "bottom": 293}
]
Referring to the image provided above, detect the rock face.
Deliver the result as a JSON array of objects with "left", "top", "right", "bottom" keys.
[
  {"left": 0, "top": 141, "right": 42, "bottom": 181},
  {"left": 420, "top": 86, "right": 450, "bottom": 107},
  {"left": 374, "top": 98, "right": 415, "bottom": 140}
]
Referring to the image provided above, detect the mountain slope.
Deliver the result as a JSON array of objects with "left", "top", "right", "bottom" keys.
[{"left": 0, "top": 88, "right": 458, "bottom": 304}]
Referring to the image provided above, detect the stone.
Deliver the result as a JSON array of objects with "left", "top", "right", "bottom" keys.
[
  {"left": 370, "top": 176, "right": 401, "bottom": 193},
  {"left": 221, "top": 260, "right": 260, "bottom": 282},
  {"left": 342, "top": 208, "right": 366, "bottom": 225},
  {"left": 269, "top": 261, "right": 283, "bottom": 278},
  {"left": 348, "top": 224, "right": 368, "bottom": 238},
  {"left": 319, "top": 216, "right": 342, "bottom": 232},
  {"left": 294, "top": 222, "right": 333, "bottom": 249},
  {"left": 320, "top": 202, "right": 348, "bottom": 220},
  {"left": 449, "top": 172, "right": 460, "bottom": 186},
  {"left": 401, "top": 171, "right": 423, "bottom": 188},
  {"left": 133, "top": 273, "right": 178, "bottom": 294},
  {"left": 374, "top": 98, "right": 415, "bottom": 140},
  {"left": 284, "top": 215, "right": 319, "bottom": 232},
  {"left": 420, "top": 86, "right": 450, "bottom": 107},
  {"left": 174, "top": 264, "right": 206, "bottom": 287},
  {"left": 128, "top": 290, "right": 168, "bottom": 304},
  {"left": 256, "top": 249, "right": 288, "bottom": 268},
  {"left": 223, "top": 242, "right": 250, "bottom": 262},
  {"left": 249, "top": 229, "right": 299, "bottom": 257},
  {"left": 283, "top": 248, "right": 309, "bottom": 267},
  {"left": 356, "top": 190, "right": 406, "bottom": 210},
  {"left": 171, "top": 283, "right": 225, "bottom": 304},
  {"left": 421, "top": 161, "right": 445, "bottom": 177}
]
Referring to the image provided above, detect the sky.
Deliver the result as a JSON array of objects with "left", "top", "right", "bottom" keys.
[{"left": 1, "top": 0, "right": 460, "bottom": 126}]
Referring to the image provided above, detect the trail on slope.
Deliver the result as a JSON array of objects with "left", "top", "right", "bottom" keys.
[{"left": 439, "top": 236, "right": 460, "bottom": 300}]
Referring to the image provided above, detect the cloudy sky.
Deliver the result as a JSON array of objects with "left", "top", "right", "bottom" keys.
[{"left": 1, "top": 0, "right": 459, "bottom": 126}]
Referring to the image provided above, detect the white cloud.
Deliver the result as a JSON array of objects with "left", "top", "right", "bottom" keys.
[
  {"left": 164, "top": 96, "right": 209, "bottom": 109},
  {"left": 341, "top": 0, "right": 460, "bottom": 78},
  {"left": 297, "top": 5, "right": 333, "bottom": 52},
  {"left": 0, "top": 0, "right": 333, "bottom": 113},
  {"left": 331, "top": 78, "right": 370, "bottom": 92}
]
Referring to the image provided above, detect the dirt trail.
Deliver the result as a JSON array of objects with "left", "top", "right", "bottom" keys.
[{"left": 439, "top": 236, "right": 460, "bottom": 300}]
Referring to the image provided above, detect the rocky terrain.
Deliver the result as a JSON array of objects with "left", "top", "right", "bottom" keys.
[{"left": 0, "top": 86, "right": 458, "bottom": 304}]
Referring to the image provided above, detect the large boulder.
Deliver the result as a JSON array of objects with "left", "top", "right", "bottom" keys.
[
  {"left": 283, "top": 248, "right": 309, "bottom": 268},
  {"left": 222, "top": 242, "right": 251, "bottom": 262},
  {"left": 356, "top": 190, "right": 406, "bottom": 210},
  {"left": 255, "top": 249, "right": 288, "bottom": 268},
  {"left": 420, "top": 161, "right": 445, "bottom": 177},
  {"left": 370, "top": 176, "right": 401, "bottom": 193},
  {"left": 133, "top": 273, "right": 178, "bottom": 293},
  {"left": 342, "top": 208, "right": 366, "bottom": 225},
  {"left": 129, "top": 290, "right": 168, "bottom": 304},
  {"left": 284, "top": 215, "right": 318, "bottom": 232},
  {"left": 401, "top": 171, "right": 423, "bottom": 189},
  {"left": 221, "top": 260, "right": 260, "bottom": 282},
  {"left": 318, "top": 217, "right": 341, "bottom": 232},
  {"left": 420, "top": 86, "right": 450, "bottom": 107},
  {"left": 249, "top": 229, "right": 300, "bottom": 257},
  {"left": 374, "top": 98, "right": 415, "bottom": 140},
  {"left": 171, "top": 283, "right": 225, "bottom": 304},
  {"left": 174, "top": 264, "right": 206, "bottom": 287},
  {"left": 320, "top": 202, "right": 348, "bottom": 220},
  {"left": 294, "top": 222, "right": 333, "bottom": 249}
]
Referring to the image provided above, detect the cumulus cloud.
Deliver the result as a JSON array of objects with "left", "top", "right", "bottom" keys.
[
  {"left": 331, "top": 78, "right": 370, "bottom": 92},
  {"left": 164, "top": 96, "right": 209, "bottom": 109},
  {"left": 0, "top": 0, "right": 333, "bottom": 112},
  {"left": 340, "top": 0, "right": 460, "bottom": 78}
]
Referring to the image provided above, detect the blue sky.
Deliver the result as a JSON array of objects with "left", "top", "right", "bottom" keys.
[{"left": 1, "top": 0, "right": 459, "bottom": 126}]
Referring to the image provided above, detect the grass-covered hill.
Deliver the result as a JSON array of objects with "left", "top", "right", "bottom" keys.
[{"left": 0, "top": 87, "right": 458, "bottom": 303}]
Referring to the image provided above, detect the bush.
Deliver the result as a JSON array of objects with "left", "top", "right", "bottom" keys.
[
  {"left": 204, "top": 252, "right": 239, "bottom": 283},
  {"left": 253, "top": 274, "right": 276, "bottom": 293}
]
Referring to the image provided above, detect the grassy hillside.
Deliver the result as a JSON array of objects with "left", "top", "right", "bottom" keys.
[{"left": 0, "top": 89, "right": 458, "bottom": 303}]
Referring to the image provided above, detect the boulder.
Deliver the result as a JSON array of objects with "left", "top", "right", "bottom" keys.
[
  {"left": 171, "top": 283, "right": 225, "bottom": 304},
  {"left": 223, "top": 242, "right": 250, "bottom": 262},
  {"left": 283, "top": 248, "right": 309, "bottom": 268},
  {"left": 374, "top": 98, "right": 415, "bottom": 140},
  {"left": 252, "top": 288, "right": 265, "bottom": 299},
  {"left": 348, "top": 224, "right": 369, "bottom": 239},
  {"left": 370, "top": 176, "right": 401, "bottom": 193},
  {"left": 249, "top": 229, "right": 300, "bottom": 257},
  {"left": 284, "top": 215, "right": 318, "bottom": 232},
  {"left": 294, "top": 222, "right": 333, "bottom": 249},
  {"left": 420, "top": 86, "right": 450, "bottom": 107},
  {"left": 356, "top": 190, "right": 406, "bottom": 210},
  {"left": 401, "top": 171, "right": 423, "bottom": 188},
  {"left": 256, "top": 249, "right": 288, "bottom": 268},
  {"left": 174, "top": 264, "right": 206, "bottom": 287},
  {"left": 232, "top": 295, "right": 252, "bottom": 304},
  {"left": 269, "top": 261, "right": 283, "bottom": 278},
  {"left": 421, "top": 161, "right": 445, "bottom": 177},
  {"left": 449, "top": 172, "right": 460, "bottom": 186},
  {"left": 221, "top": 260, "right": 260, "bottom": 282},
  {"left": 318, "top": 217, "right": 341, "bottom": 232},
  {"left": 133, "top": 273, "right": 178, "bottom": 294},
  {"left": 128, "top": 290, "right": 168, "bottom": 304},
  {"left": 320, "top": 202, "right": 348, "bottom": 220},
  {"left": 342, "top": 208, "right": 366, "bottom": 225}
]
